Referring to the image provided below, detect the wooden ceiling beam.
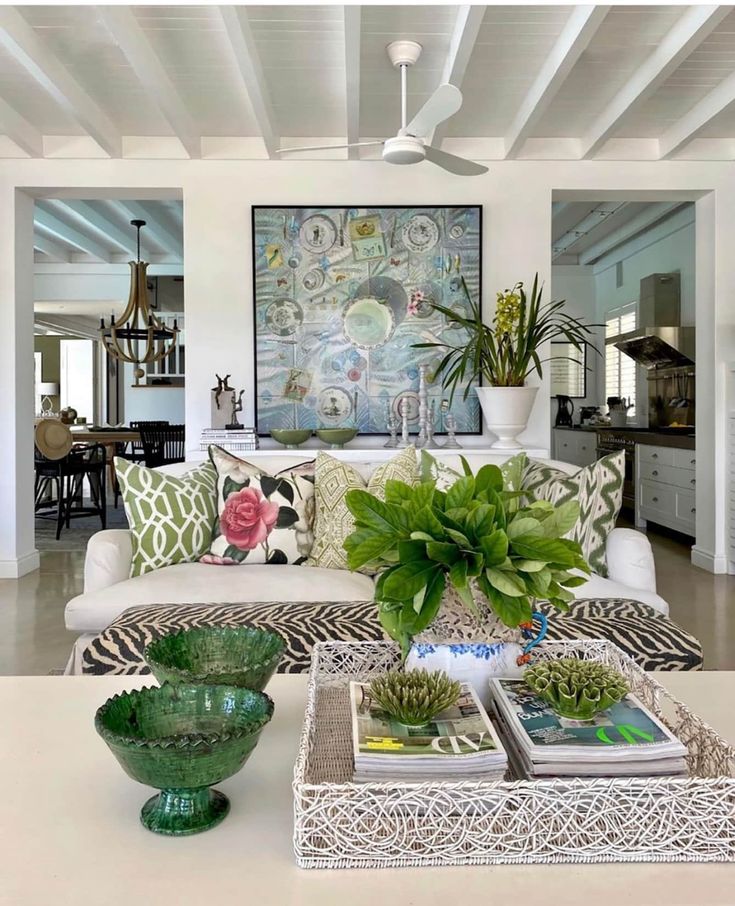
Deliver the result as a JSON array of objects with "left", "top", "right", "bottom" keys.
[
  {"left": 114, "top": 201, "right": 183, "bottom": 260},
  {"left": 429, "top": 5, "right": 486, "bottom": 148},
  {"left": 578, "top": 203, "right": 683, "bottom": 265},
  {"left": 96, "top": 6, "right": 201, "bottom": 159},
  {"left": 33, "top": 234, "right": 71, "bottom": 262},
  {"left": 34, "top": 204, "right": 113, "bottom": 262},
  {"left": 0, "top": 94, "right": 43, "bottom": 156},
  {"left": 343, "top": 6, "right": 361, "bottom": 160},
  {"left": 580, "top": 5, "right": 730, "bottom": 159},
  {"left": 55, "top": 201, "right": 138, "bottom": 257},
  {"left": 217, "top": 6, "right": 279, "bottom": 158},
  {"left": 504, "top": 5, "right": 609, "bottom": 159},
  {"left": 0, "top": 6, "right": 121, "bottom": 157},
  {"left": 659, "top": 69, "right": 735, "bottom": 158}
]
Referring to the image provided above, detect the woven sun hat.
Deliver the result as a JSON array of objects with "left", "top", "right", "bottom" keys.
[{"left": 35, "top": 419, "right": 73, "bottom": 460}]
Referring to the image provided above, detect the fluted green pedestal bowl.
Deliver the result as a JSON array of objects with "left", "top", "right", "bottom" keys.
[
  {"left": 144, "top": 626, "right": 285, "bottom": 691},
  {"left": 95, "top": 683, "right": 274, "bottom": 835}
]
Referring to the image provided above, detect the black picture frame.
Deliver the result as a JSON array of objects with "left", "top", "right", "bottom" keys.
[{"left": 251, "top": 204, "right": 483, "bottom": 436}]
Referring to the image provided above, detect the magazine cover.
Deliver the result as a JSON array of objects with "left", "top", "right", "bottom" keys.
[
  {"left": 350, "top": 682, "right": 506, "bottom": 760},
  {"left": 491, "top": 679, "right": 686, "bottom": 760}
]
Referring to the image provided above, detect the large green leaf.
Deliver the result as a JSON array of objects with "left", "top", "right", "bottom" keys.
[
  {"left": 412, "top": 505, "right": 445, "bottom": 539},
  {"left": 513, "top": 558, "right": 546, "bottom": 572},
  {"left": 540, "top": 499, "right": 580, "bottom": 538},
  {"left": 464, "top": 551, "right": 484, "bottom": 577},
  {"left": 406, "top": 482, "right": 436, "bottom": 515},
  {"left": 445, "top": 527, "right": 472, "bottom": 549},
  {"left": 486, "top": 586, "right": 532, "bottom": 628},
  {"left": 506, "top": 516, "right": 544, "bottom": 540},
  {"left": 345, "top": 533, "right": 398, "bottom": 570},
  {"left": 384, "top": 479, "right": 414, "bottom": 505},
  {"left": 475, "top": 463, "right": 503, "bottom": 495},
  {"left": 411, "top": 570, "right": 446, "bottom": 630},
  {"left": 397, "top": 539, "right": 427, "bottom": 563},
  {"left": 486, "top": 567, "right": 527, "bottom": 597},
  {"left": 445, "top": 475, "right": 475, "bottom": 511},
  {"left": 465, "top": 503, "right": 496, "bottom": 540},
  {"left": 345, "top": 489, "right": 409, "bottom": 535},
  {"left": 449, "top": 558, "right": 468, "bottom": 589},
  {"left": 426, "top": 541, "right": 460, "bottom": 566},
  {"left": 510, "top": 536, "right": 576, "bottom": 567},
  {"left": 479, "top": 530, "right": 508, "bottom": 566},
  {"left": 383, "top": 561, "right": 442, "bottom": 600}
]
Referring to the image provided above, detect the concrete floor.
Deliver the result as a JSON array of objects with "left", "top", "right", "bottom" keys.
[{"left": 0, "top": 530, "right": 733, "bottom": 675}]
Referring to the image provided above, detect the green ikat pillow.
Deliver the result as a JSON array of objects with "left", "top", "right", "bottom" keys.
[{"left": 114, "top": 457, "right": 218, "bottom": 577}]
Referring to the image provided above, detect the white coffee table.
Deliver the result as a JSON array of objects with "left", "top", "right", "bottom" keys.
[{"left": 0, "top": 672, "right": 733, "bottom": 906}]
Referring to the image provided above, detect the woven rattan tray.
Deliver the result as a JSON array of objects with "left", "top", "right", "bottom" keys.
[{"left": 293, "top": 640, "right": 735, "bottom": 868}]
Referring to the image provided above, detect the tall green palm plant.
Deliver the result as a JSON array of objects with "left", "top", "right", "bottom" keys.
[{"left": 416, "top": 274, "right": 597, "bottom": 399}]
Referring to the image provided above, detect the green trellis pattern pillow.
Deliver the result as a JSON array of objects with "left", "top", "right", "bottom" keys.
[
  {"left": 115, "top": 458, "right": 218, "bottom": 577},
  {"left": 308, "top": 446, "right": 419, "bottom": 573},
  {"left": 522, "top": 451, "right": 625, "bottom": 577}
]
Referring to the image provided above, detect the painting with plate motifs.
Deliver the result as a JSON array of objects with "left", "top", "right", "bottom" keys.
[{"left": 252, "top": 205, "right": 482, "bottom": 435}]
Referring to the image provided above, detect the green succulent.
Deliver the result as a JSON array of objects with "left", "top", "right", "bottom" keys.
[
  {"left": 524, "top": 658, "right": 630, "bottom": 720},
  {"left": 369, "top": 669, "right": 461, "bottom": 726},
  {"left": 344, "top": 460, "right": 591, "bottom": 656}
]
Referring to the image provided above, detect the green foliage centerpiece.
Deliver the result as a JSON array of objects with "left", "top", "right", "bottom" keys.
[
  {"left": 524, "top": 658, "right": 630, "bottom": 720},
  {"left": 344, "top": 460, "right": 591, "bottom": 655}
]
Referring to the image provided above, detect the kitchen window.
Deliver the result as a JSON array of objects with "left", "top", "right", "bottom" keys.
[{"left": 605, "top": 304, "right": 637, "bottom": 417}]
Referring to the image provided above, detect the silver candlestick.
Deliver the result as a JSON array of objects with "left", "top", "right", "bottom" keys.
[
  {"left": 399, "top": 398, "right": 410, "bottom": 448},
  {"left": 416, "top": 363, "right": 430, "bottom": 448},
  {"left": 425, "top": 399, "right": 436, "bottom": 448},
  {"left": 383, "top": 400, "right": 398, "bottom": 448},
  {"left": 441, "top": 399, "right": 462, "bottom": 448}
]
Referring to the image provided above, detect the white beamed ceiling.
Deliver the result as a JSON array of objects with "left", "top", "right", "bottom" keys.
[{"left": 2, "top": 4, "right": 735, "bottom": 160}]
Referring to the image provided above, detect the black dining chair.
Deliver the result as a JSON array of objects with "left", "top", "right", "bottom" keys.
[
  {"left": 113, "top": 420, "right": 170, "bottom": 506},
  {"left": 139, "top": 424, "right": 186, "bottom": 468},
  {"left": 35, "top": 443, "right": 107, "bottom": 539}
]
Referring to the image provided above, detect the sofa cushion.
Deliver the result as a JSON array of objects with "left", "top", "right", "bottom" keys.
[
  {"left": 64, "top": 562, "right": 376, "bottom": 633},
  {"left": 308, "top": 446, "right": 418, "bottom": 572},
  {"left": 522, "top": 451, "right": 625, "bottom": 577},
  {"left": 203, "top": 445, "right": 315, "bottom": 565},
  {"left": 115, "top": 458, "right": 218, "bottom": 577}
]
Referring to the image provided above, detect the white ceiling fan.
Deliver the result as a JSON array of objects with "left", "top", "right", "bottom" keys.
[{"left": 275, "top": 40, "right": 488, "bottom": 176}]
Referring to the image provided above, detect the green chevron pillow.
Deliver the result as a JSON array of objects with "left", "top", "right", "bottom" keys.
[
  {"left": 115, "top": 458, "right": 218, "bottom": 577},
  {"left": 522, "top": 451, "right": 625, "bottom": 577}
]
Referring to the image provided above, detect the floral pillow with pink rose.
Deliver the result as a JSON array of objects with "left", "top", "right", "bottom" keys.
[{"left": 201, "top": 445, "right": 315, "bottom": 566}]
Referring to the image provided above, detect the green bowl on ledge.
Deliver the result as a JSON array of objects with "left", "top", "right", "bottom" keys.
[
  {"left": 316, "top": 427, "right": 358, "bottom": 449},
  {"left": 95, "top": 683, "right": 274, "bottom": 835},
  {"left": 270, "top": 428, "right": 312, "bottom": 449},
  {"left": 144, "top": 626, "right": 285, "bottom": 691}
]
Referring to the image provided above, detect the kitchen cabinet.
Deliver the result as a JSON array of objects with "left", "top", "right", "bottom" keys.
[
  {"left": 637, "top": 443, "right": 696, "bottom": 536},
  {"left": 552, "top": 429, "right": 597, "bottom": 468}
]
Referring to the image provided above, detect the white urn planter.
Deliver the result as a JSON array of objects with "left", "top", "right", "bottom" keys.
[{"left": 475, "top": 385, "right": 539, "bottom": 450}]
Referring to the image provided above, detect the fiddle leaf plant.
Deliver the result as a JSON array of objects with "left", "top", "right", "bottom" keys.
[{"left": 344, "top": 460, "right": 590, "bottom": 656}]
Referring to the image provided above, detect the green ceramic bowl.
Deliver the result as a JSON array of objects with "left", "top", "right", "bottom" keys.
[
  {"left": 270, "top": 428, "right": 312, "bottom": 449},
  {"left": 95, "top": 683, "right": 274, "bottom": 835},
  {"left": 316, "top": 427, "right": 358, "bottom": 449},
  {"left": 144, "top": 626, "right": 285, "bottom": 691}
]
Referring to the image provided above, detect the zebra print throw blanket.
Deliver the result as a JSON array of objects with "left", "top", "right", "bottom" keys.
[{"left": 81, "top": 598, "right": 703, "bottom": 675}]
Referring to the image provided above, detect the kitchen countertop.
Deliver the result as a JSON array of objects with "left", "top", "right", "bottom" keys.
[{"left": 554, "top": 425, "right": 695, "bottom": 449}]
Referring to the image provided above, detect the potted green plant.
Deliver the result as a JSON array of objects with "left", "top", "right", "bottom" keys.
[
  {"left": 344, "top": 461, "right": 590, "bottom": 658},
  {"left": 415, "top": 275, "right": 597, "bottom": 449}
]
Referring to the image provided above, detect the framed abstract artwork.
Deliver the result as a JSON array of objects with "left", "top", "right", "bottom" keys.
[{"left": 252, "top": 205, "right": 482, "bottom": 435}]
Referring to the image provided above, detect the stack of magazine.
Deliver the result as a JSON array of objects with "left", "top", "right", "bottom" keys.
[
  {"left": 349, "top": 682, "right": 508, "bottom": 782},
  {"left": 489, "top": 678, "right": 688, "bottom": 779},
  {"left": 200, "top": 428, "right": 259, "bottom": 453}
]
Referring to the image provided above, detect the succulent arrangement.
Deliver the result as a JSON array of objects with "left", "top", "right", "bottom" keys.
[
  {"left": 369, "top": 669, "right": 461, "bottom": 727},
  {"left": 524, "top": 658, "right": 630, "bottom": 720},
  {"left": 344, "top": 460, "right": 590, "bottom": 655}
]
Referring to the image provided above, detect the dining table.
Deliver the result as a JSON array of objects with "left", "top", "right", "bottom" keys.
[{"left": 69, "top": 426, "right": 141, "bottom": 495}]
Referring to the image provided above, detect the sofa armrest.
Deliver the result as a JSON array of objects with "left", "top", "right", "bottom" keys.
[
  {"left": 605, "top": 528, "right": 657, "bottom": 594},
  {"left": 84, "top": 530, "right": 133, "bottom": 593}
]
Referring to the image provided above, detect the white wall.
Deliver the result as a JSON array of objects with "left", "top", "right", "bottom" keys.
[
  {"left": 1, "top": 159, "right": 733, "bottom": 576},
  {"left": 549, "top": 264, "right": 600, "bottom": 424},
  {"left": 123, "top": 377, "right": 185, "bottom": 423}
]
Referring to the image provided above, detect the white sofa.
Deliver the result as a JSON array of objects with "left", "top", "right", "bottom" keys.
[{"left": 64, "top": 452, "right": 668, "bottom": 672}]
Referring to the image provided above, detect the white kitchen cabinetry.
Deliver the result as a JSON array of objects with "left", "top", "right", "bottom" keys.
[
  {"left": 552, "top": 429, "right": 597, "bottom": 468},
  {"left": 636, "top": 443, "right": 696, "bottom": 537}
]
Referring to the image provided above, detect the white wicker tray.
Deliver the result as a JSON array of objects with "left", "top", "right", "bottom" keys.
[{"left": 293, "top": 640, "right": 735, "bottom": 869}]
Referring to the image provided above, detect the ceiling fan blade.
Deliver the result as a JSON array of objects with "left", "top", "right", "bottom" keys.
[
  {"left": 424, "top": 144, "right": 488, "bottom": 176},
  {"left": 275, "top": 141, "right": 384, "bottom": 154},
  {"left": 404, "top": 84, "right": 462, "bottom": 138}
]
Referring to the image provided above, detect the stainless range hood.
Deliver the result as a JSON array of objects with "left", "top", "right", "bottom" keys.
[{"left": 614, "top": 326, "right": 695, "bottom": 369}]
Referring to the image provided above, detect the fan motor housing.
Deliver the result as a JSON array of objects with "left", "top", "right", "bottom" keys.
[{"left": 383, "top": 136, "right": 426, "bottom": 166}]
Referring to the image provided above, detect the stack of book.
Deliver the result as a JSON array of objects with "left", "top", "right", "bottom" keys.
[
  {"left": 200, "top": 427, "right": 259, "bottom": 453},
  {"left": 489, "top": 678, "right": 688, "bottom": 779},
  {"left": 349, "top": 682, "right": 508, "bottom": 782}
]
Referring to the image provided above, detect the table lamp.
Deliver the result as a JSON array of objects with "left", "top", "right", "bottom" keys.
[{"left": 39, "top": 382, "right": 60, "bottom": 415}]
